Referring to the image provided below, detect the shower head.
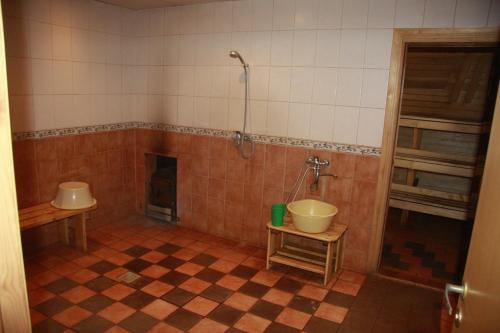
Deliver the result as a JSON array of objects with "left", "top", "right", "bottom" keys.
[{"left": 229, "top": 50, "right": 248, "bottom": 68}]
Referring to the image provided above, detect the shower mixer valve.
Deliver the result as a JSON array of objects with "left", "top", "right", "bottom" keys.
[{"left": 306, "top": 156, "right": 337, "bottom": 192}]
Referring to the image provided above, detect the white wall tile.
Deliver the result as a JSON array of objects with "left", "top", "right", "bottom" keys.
[
  {"left": 164, "top": 7, "right": 180, "bottom": 35},
  {"left": 149, "top": 8, "right": 164, "bottom": 35},
  {"left": 178, "top": 5, "right": 198, "bottom": 34},
  {"left": 266, "top": 101, "right": 289, "bottom": 136},
  {"left": 292, "top": 30, "right": 317, "bottom": 66},
  {"left": 147, "top": 67, "right": 163, "bottom": 94},
  {"left": 395, "top": 0, "right": 425, "bottom": 27},
  {"left": 178, "top": 66, "right": 195, "bottom": 96},
  {"left": 251, "top": 32, "right": 272, "bottom": 65},
  {"left": 231, "top": 32, "right": 252, "bottom": 63},
  {"left": 72, "top": 62, "right": 91, "bottom": 94},
  {"left": 454, "top": 0, "right": 490, "bottom": 27},
  {"left": 178, "top": 35, "right": 197, "bottom": 66},
  {"left": 52, "top": 95, "right": 73, "bottom": 128},
  {"left": 249, "top": 66, "right": 270, "bottom": 100},
  {"left": 232, "top": 0, "right": 252, "bottom": 32},
  {"left": 71, "top": 0, "right": 90, "bottom": 29},
  {"left": 196, "top": 3, "right": 214, "bottom": 33},
  {"left": 357, "top": 107, "right": 384, "bottom": 146},
  {"left": 336, "top": 68, "right": 363, "bottom": 106},
  {"left": 269, "top": 67, "right": 291, "bottom": 101},
  {"left": 368, "top": 0, "right": 396, "bottom": 28},
  {"left": 10, "top": 95, "right": 34, "bottom": 132},
  {"left": 163, "top": 95, "right": 178, "bottom": 124},
  {"left": 342, "top": 0, "right": 369, "bottom": 28},
  {"left": 196, "top": 34, "right": 213, "bottom": 66},
  {"left": 164, "top": 66, "right": 179, "bottom": 95},
  {"left": 53, "top": 60, "right": 73, "bottom": 94},
  {"left": 288, "top": 102, "right": 311, "bottom": 138},
  {"left": 252, "top": 0, "right": 273, "bottom": 31},
  {"left": 212, "top": 1, "right": 233, "bottom": 32},
  {"left": 194, "top": 96, "right": 210, "bottom": 128},
  {"left": 228, "top": 98, "right": 245, "bottom": 130},
  {"left": 361, "top": 69, "right": 389, "bottom": 108},
  {"left": 52, "top": 25, "right": 72, "bottom": 60},
  {"left": 211, "top": 33, "right": 232, "bottom": 66},
  {"left": 29, "top": 21, "right": 52, "bottom": 59},
  {"left": 423, "top": 0, "right": 456, "bottom": 27},
  {"left": 333, "top": 106, "right": 359, "bottom": 144},
  {"left": 51, "top": 0, "right": 72, "bottom": 27},
  {"left": 147, "top": 36, "right": 163, "bottom": 66},
  {"left": 178, "top": 95, "right": 195, "bottom": 126},
  {"left": 290, "top": 67, "right": 314, "bottom": 103},
  {"left": 33, "top": 95, "right": 54, "bottom": 130},
  {"left": 317, "top": 0, "right": 342, "bottom": 28},
  {"left": 195, "top": 66, "right": 213, "bottom": 97},
  {"left": 211, "top": 66, "right": 230, "bottom": 98},
  {"left": 315, "top": 30, "right": 340, "bottom": 67},
  {"left": 210, "top": 97, "right": 229, "bottom": 129},
  {"left": 365, "top": 29, "right": 393, "bottom": 69},
  {"left": 273, "top": 0, "right": 295, "bottom": 30},
  {"left": 7, "top": 58, "right": 32, "bottom": 95},
  {"left": 164, "top": 35, "right": 179, "bottom": 66},
  {"left": 26, "top": 0, "right": 52, "bottom": 23},
  {"left": 294, "top": 0, "right": 319, "bottom": 29},
  {"left": 106, "top": 64, "right": 122, "bottom": 94},
  {"left": 31, "top": 59, "right": 53, "bottom": 94},
  {"left": 230, "top": 66, "right": 246, "bottom": 99},
  {"left": 312, "top": 68, "right": 337, "bottom": 105},
  {"left": 249, "top": 99, "right": 268, "bottom": 134},
  {"left": 4, "top": 18, "right": 30, "bottom": 58},
  {"left": 91, "top": 63, "right": 106, "bottom": 94},
  {"left": 339, "top": 29, "right": 366, "bottom": 68},
  {"left": 270, "top": 31, "right": 293, "bottom": 66},
  {"left": 310, "top": 104, "right": 334, "bottom": 141}
]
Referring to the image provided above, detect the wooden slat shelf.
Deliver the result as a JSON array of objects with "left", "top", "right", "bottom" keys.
[
  {"left": 269, "top": 254, "right": 325, "bottom": 274},
  {"left": 399, "top": 115, "right": 490, "bottom": 134},
  {"left": 396, "top": 147, "right": 476, "bottom": 165},
  {"left": 394, "top": 155, "right": 476, "bottom": 178}
]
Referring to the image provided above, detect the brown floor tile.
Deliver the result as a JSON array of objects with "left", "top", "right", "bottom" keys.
[
  {"left": 52, "top": 305, "right": 92, "bottom": 327},
  {"left": 224, "top": 292, "right": 258, "bottom": 311},
  {"left": 32, "top": 318, "right": 68, "bottom": 333},
  {"left": 304, "top": 316, "right": 340, "bottom": 333},
  {"left": 140, "top": 264, "right": 170, "bottom": 279},
  {"left": 324, "top": 291, "right": 356, "bottom": 308},
  {"left": 298, "top": 284, "right": 329, "bottom": 301},
  {"left": 85, "top": 277, "right": 117, "bottom": 292},
  {"left": 125, "top": 246, "right": 150, "bottom": 257},
  {"left": 189, "top": 318, "right": 229, "bottom": 333},
  {"left": 98, "top": 302, "right": 136, "bottom": 324},
  {"left": 315, "top": 302, "right": 348, "bottom": 323},
  {"left": 162, "top": 287, "right": 196, "bottom": 306},
  {"left": 288, "top": 295, "right": 320, "bottom": 314},
  {"left": 195, "top": 268, "right": 225, "bottom": 283},
  {"left": 30, "top": 309, "right": 46, "bottom": 326},
  {"left": 119, "top": 311, "right": 158, "bottom": 333},
  {"left": 158, "top": 256, "right": 186, "bottom": 270},
  {"left": 239, "top": 281, "right": 270, "bottom": 298},
  {"left": 249, "top": 300, "right": 284, "bottom": 321},
  {"left": 102, "top": 284, "right": 136, "bottom": 301},
  {"left": 264, "top": 322, "right": 301, "bottom": 333},
  {"left": 216, "top": 274, "right": 247, "bottom": 291},
  {"left": 45, "top": 278, "right": 78, "bottom": 294},
  {"left": 175, "top": 262, "right": 205, "bottom": 276},
  {"left": 201, "top": 284, "right": 234, "bottom": 303},
  {"left": 331, "top": 280, "right": 361, "bottom": 296},
  {"left": 165, "top": 308, "right": 203, "bottom": 331},
  {"left": 34, "top": 297, "right": 73, "bottom": 317},
  {"left": 261, "top": 288, "right": 293, "bottom": 307},
  {"left": 275, "top": 307, "right": 311, "bottom": 330},
  {"left": 160, "top": 270, "right": 191, "bottom": 285},
  {"left": 183, "top": 296, "right": 219, "bottom": 316},
  {"left": 61, "top": 285, "right": 96, "bottom": 304},
  {"left": 208, "top": 304, "right": 244, "bottom": 326},
  {"left": 230, "top": 265, "right": 259, "bottom": 279},
  {"left": 274, "top": 277, "right": 303, "bottom": 294},
  {"left": 141, "top": 299, "right": 177, "bottom": 320},
  {"left": 190, "top": 253, "right": 218, "bottom": 266},
  {"left": 28, "top": 288, "right": 56, "bottom": 306},
  {"left": 79, "top": 295, "right": 115, "bottom": 313},
  {"left": 123, "top": 258, "right": 152, "bottom": 273},
  {"left": 156, "top": 243, "right": 182, "bottom": 255},
  {"left": 251, "top": 270, "right": 283, "bottom": 287},
  {"left": 141, "top": 280, "right": 174, "bottom": 297},
  {"left": 32, "top": 271, "right": 61, "bottom": 286},
  {"left": 120, "top": 290, "right": 156, "bottom": 309},
  {"left": 234, "top": 313, "right": 271, "bottom": 333},
  {"left": 88, "top": 261, "right": 118, "bottom": 275}
]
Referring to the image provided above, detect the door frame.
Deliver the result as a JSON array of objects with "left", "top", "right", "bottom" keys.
[{"left": 367, "top": 28, "right": 500, "bottom": 273}]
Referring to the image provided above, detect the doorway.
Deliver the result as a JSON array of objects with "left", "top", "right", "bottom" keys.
[{"left": 367, "top": 29, "right": 500, "bottom": 289}]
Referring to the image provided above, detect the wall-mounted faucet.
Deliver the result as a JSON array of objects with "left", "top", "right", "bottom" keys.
[{"left": 306, "top": 156, "right": 337, "bottom": 192}]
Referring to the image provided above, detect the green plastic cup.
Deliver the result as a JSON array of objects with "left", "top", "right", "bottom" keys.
[{"left": 271, "top": 203, "right": 286, "bottom": 226}]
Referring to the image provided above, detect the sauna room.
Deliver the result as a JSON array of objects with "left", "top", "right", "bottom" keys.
[{"left": 0, "top": 0, "right": 499, "bottom": 333}]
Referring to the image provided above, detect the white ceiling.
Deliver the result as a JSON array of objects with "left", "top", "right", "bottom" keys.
[{"left": 97, "top": 0, "right": 232, "bottom": 9}]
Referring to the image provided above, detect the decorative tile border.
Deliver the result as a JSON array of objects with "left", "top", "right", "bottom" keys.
[{"left": 12, "top": 122, "right": 382, "bottom": 156}]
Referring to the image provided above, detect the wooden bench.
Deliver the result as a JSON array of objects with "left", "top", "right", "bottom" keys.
[
  {"left": 19, "top": 202, "right": 97, "bottom": 252},
  {"left": 266, "top": 219, "right": 347, "bottom": 285}
]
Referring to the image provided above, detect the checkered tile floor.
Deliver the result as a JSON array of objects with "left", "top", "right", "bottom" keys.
[{"left": 25, "top": 216, "right": 443, "bottom": 333}]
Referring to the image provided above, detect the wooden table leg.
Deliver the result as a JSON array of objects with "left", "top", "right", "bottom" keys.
[
  {"left": 74, "top": 213, "right": 87, "bottom": 252},
  {"left": 334, "top": 238, "right": 341, "bottom": 273},
  {"left": 58, "top": 218, "right": 69, "bottom": 245},
  {"left": 324, "top": 241, "right": 334, "bottom": 285},
  {"left": 266, "top": 227, "right": 274, "bottom": 269}
]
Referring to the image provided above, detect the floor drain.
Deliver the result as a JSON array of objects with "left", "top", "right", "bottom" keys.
[{"left": 118, "top": 271, "right": 141, "bottom": 284}]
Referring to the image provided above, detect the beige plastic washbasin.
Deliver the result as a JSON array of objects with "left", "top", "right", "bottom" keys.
[{"left": 287, "top": 199, "right": 338, "bottom": 233}]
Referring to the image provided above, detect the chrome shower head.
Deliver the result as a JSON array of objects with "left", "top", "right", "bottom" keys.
[{"left": 229, "top": 50, "right": 248, "bottom": 67}]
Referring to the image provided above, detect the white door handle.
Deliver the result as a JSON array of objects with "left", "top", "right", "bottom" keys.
[{"left": 445, "top": 283, "right": 467, "bottom": 315}]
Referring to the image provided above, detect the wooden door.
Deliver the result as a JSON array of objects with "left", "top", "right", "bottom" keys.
[
  {"left": 453, "top": 87, "right": 500, "bottom": 332},
  {"left": 0, "top": 1, "right": 32, "bottom": 331}
]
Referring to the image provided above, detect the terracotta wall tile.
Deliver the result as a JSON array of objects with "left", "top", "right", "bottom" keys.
[
  {"left": 265, "top": 144, "right": 286, "bottom": 169},
  {"left": 225, "top": 181, "right": 245, "bottom": 205},
  {"left": 226, "top": 158, "right": 246, "bottom": 182},
  {"left": 207, "top": 198, "right": 225, "bottom": 237},
  {"left": 208, "top": 178, "right": 226, "bottom": 200},
  {"left": 354, "top": 155, "right": 380, "bottom": 181},
  {"left": 191, "top": 135, "right": 210, "bottom": 158},
  {"left": 177, "top": 133, "right": 192, "bottom": 154},
  {"left": 209, "top": 137, "right": 228, "bottom": 158},
  {"left": 163, "top": 132, "right": 178, "bottom": 153},
  {"left": 331, "top": 152, "right": 356, "bottom": 178},
  {"left": 209, "top": 158, "right": 226, "bottom": 180}
]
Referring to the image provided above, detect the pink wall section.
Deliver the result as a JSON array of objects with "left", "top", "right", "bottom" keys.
[{"left": 12, "top": 128, "right": 379, "bottom": 272}]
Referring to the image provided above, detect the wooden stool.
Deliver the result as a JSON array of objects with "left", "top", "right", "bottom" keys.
[
  {"left": 19, "top": 202, "right": 97, "bottom": 252},
  {"left": 266, "top": 219, "right": 347, "bottom": 285}
]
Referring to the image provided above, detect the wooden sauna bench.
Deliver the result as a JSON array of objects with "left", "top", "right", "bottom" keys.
[
  {"left": 266, "top": 219, "right": 347, "bottom": 285},
  {"left": 19, "top": 202, "right": 97, "bottom": 251}
]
